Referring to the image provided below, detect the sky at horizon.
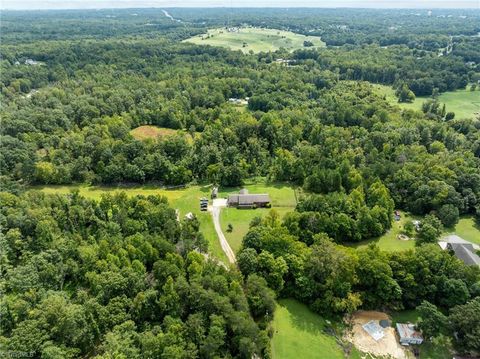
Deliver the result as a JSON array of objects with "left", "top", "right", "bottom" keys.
[{"left": 2, "top": 0, "right": 479, "bottom": 10}]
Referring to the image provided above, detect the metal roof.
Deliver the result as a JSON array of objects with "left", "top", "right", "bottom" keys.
[
  {"left": 227, "top": 193, "right": 271, "bottom": 205},
  {"left": 362, "top": 321, "right": 385, "bottom": 341},
  {"left": 396, "top": 323, "right": 423, "bottom": 340}
]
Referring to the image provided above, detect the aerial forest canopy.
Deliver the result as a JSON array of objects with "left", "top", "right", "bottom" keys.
[{"left": 1, "top": 7, "right": 480, "bottom": 359}]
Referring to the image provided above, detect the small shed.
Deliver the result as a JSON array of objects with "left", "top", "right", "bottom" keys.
[
  {"left": 211, "top": 186, "right": 218, "bottom": 199},
  {"left": 362, "top": 320, "right": 385, "bottom": 341},
  {"left": 396, "top": 323, "right": 423, "bottom": 345}
]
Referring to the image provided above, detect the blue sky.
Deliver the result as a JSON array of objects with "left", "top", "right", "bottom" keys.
[{"left": 2, "top": 0, "right": 479, "bottom": 9}]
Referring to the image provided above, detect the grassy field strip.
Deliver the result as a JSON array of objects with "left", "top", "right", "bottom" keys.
[
  {"left": 372, "top": 84, "right": 480, "bottom": 119},
  {"left": 446, "top": 217, "right": 480, "bottom": 245},
  {"left": 183, "top": 27, "right": 325, "bottom": 53}
]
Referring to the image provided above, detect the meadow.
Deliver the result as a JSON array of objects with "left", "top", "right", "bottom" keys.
[
  {"left": 372, "top": 84, "right": 480, "bottom": 119},
  {"left": 445, "top": 216, "right": 480, "bottom": 245},
  {"left": 183, "top": 27, "right": 325, "bottom": 53},
  {"left": 350, "top": 212, "right": 480, "bottom": 252},
  {"left": 129, "top": 125, "right": 196, "bottom": 143}
]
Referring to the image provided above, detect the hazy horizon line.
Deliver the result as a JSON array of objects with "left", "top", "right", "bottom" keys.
[{"left": 2, "top": 6, "right": 479, "bottom": 10}]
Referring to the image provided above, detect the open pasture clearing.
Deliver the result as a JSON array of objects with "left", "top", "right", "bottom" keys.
[
  {"left": 445, "top": 216, "right": 480, "bottom": 245},
  {"left": 351, "top": 212, "right": 480, "bottom": 252},
  {"left": 372, "top": 84, "right": 480, "bottom": 119},
  {"left": 130, "top": 125, "right": 179, "bottom": 140},
  {"left": 349, "top": 211, "right": 416, "bottom": 252},
  {"left": 183, "top": 27, "right": 325, "bottom": 53}
]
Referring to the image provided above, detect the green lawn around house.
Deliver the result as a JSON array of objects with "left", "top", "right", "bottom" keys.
[
  {"left": 183, "top": 27, "right": 325, "bottom": 54},
  {"left": 220, "top": 207, "right": 293, "bottom": 253},
  {"left": 349, "top": 211, "right": 417, "bottom": 252},
  {"left": 372, "top": 84, "right": 480, "bottom": 119},
  {"left": 216, "top": 181, "right": 298, "bottom": 253},
  {"left": 272, "top": 299, "right": 361, "bottom": 359},
  {"left": 444, "top": 216, "right": 480, "bottom": 245}
]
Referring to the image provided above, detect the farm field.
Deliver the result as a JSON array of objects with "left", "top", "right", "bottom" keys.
[
  {"left": 372, "top": 84, "right": 480, "bottom": 119},
  {"left": 183, "top": 27, "right": 325, "bottom": 53},
  {"left": 272, "top": 299, "right": 361, "bottom": 359}
]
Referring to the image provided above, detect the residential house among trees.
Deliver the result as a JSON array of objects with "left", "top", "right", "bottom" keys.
[
  {"left": 439, "top": 235, "right": 480, "bottom": 267},
  {"left": 396, "top": 323, "right": 423, "bottom": 345},
  {"left": 227, "top": 189, "right": 271, "bottom": 208}
]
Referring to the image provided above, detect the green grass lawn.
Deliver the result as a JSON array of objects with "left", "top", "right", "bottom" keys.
[
  {"left": 217, "top": 181, "right": 298, "bottom": 253},
  {"left": 349, "top": 211, "right": 416, "bottom": 252},
  {"left": 444, "top": 216, "right": 480, "bottom": 245},
  {"left": 372, "top": 84, "right": 480, "bottom": 119},
  {"left": 183, "top": 27, "right": 325, "bottom": 53},
  {"left": 351, "top": 212, "right": 480, "bottom": 252},
  {"left": 272, "top": 299, "right": 361, "bottom": 359},
  {"left": 221, "top": 207, "right": 293, "bottom": 253}
]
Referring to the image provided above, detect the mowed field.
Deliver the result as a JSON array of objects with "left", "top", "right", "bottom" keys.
[
  {"left": 372, "top": 84, "right": 480, "bottom": 119},
  {"left": 183, "top": 27, "right": 325, "bottom": 53},
  {"left": 272, "top": 299, "right": 361, "bottom": 359},
  {"left": 349, "top": 211, "right": 416, "bottom": 252},
  {"left": 130, "top": 125, "right": 179, "bottom": 140}
]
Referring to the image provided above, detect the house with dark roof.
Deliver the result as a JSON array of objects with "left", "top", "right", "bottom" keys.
[
  {"left": 439, "top": 235, "right": 480, "bottom": 267},
  {"left": 227, "top": 189, "right": 271, "bottom": 209}
]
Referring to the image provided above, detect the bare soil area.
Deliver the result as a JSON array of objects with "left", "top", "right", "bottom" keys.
[{"left": 345, "top": 311, "right": 412, "bottom": 359}]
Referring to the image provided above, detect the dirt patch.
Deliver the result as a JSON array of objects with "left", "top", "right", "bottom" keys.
[
  {"left": 345, "top": 311, "right": 412, "bottom": 359},
  {"left": 130, "top": 125, "right": 179, "bottom": 140}
]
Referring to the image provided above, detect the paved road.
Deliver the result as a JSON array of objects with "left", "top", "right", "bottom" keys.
[{"left": 209, "top": 199, "right": 236, "bottom": 264}]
